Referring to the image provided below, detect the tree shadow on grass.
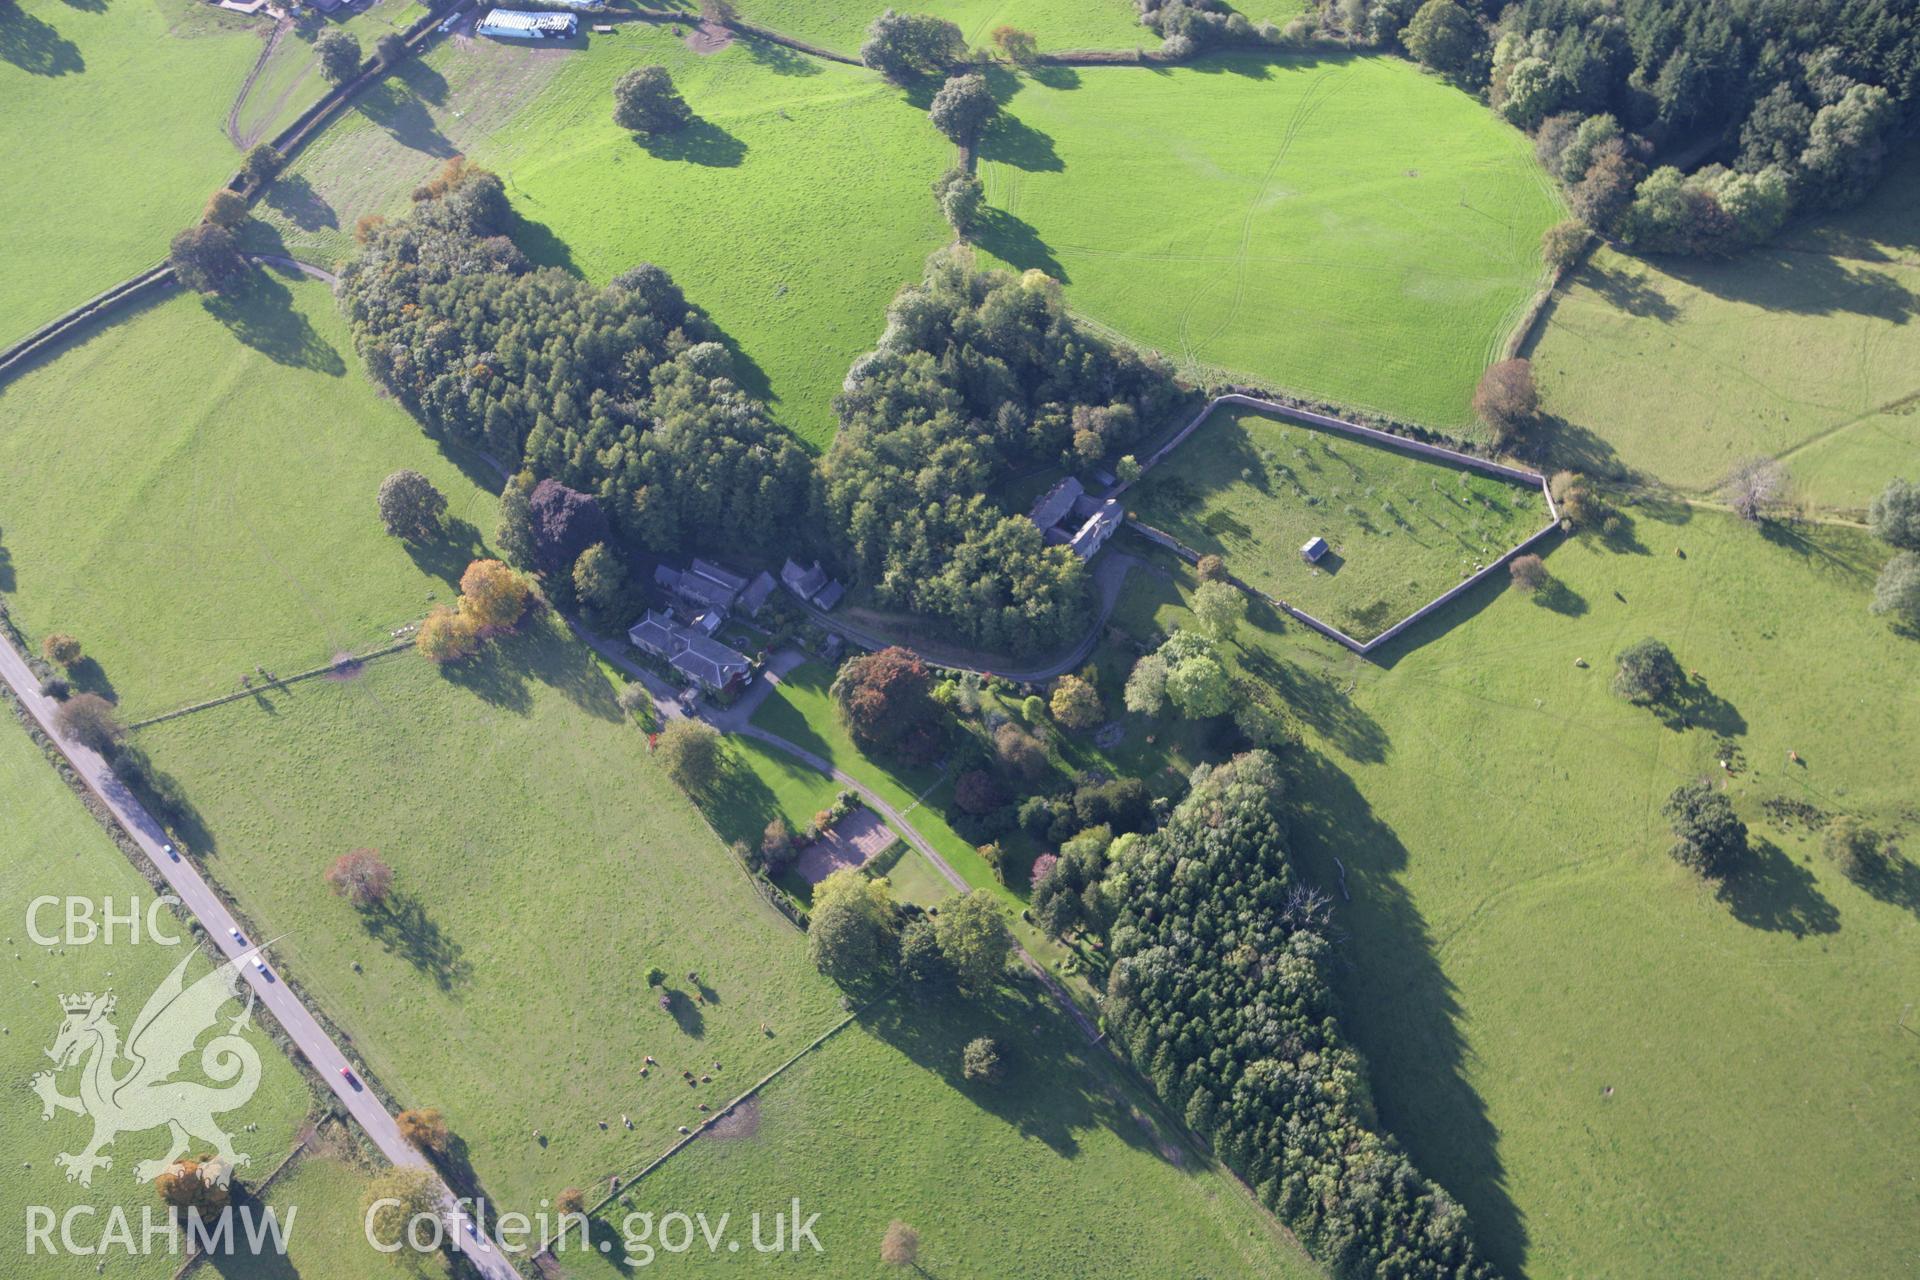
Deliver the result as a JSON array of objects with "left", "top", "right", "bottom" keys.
[
  {"left": 64, "top": 656, "right": 118, "bottom": 702},
  {"left": 439, "top": 640, "right": 534, "bottom": 715},
  {"left": 737, "top": 33, "right": 820, "bottom": 77},
  {"left": 1533, "top": 576, "right": 1588, "bottom": 616},
  {"left": 0, "top": 526, "right": 14, "bottom": 591},
  {"left": 391, "top": 51, "right": 448, "bottom": 107},
  {"left": 402, "top": 516, "right": 485, "bottom": 591},
  {"left": 1282, "top": 746, "right": 1527, "bottom": 1273},
  {"left": 1239, "top": 647, "right": 1389, "bottom": 765},
  {"left": 355, "top": 77, "right": 453, "bottom": 159},
  {"left": 977, "top": 112, "right": 1061, "bottom": 172},
  {"left": 695, "top": 744, "right": 788, "bottom": 847},
  {"left": 1664, "top": 247, "right": 1918, "bottom": 324},
  {"left": 1758, "top": 518, "right": 1881, "bottom": 582},
  {"left": 634, "top": 117, "right": 746, "bottom": 167},
  {"left": 1026, "top": 63, "right": 1079, "bottom": 90},
  {"left": 0, "top": 4, "right": 83, "bottom": 76},
  {"left": 861, "top": 982, "right": 1174, "bottom": 1165},
  {"left": 359, "top": 890, "right": 472, "bottom": 992},
  {"left": 106, "top": 745, "right": 220, "bottom": 860},
  {"left": 262, "top": 172, "right": 338, "bottom": 233},
  {"left": 201, "top": 267, "right": 345, "bottom": 374},
  {"left": 1529, "top": 412, "right": 1633, "bottom": 483},
  {"left": 1858, "top": 848, "right": 1920, "bottom": 920},
  {"left": 658, "top": 987, "right": 704, "bottom": 1038},
  {"left": 1583, "top": 262, "right": 1678, "bottom": 322},
  {"left": 970, "top": 206, "right": 1066, "bottom": 282},
  {"left": 1715, "top": 837, "right": 1839, "bottom": 937},
  {"left": 205, "top": 1185, "right": 299, "bottom": 1278},
  {"left": 1651, "top": 673, "right": 1745, "bottom": 737}
]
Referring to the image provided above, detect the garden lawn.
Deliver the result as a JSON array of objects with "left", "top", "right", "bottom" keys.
[
  {"left": 0, "top": 713, "right": 311, "bottom": 1280},
  {"left": 131, "top": 615, "right": 847, "bottom": 1217},
  {"left": 1117, "top": 505, "right": 1920, "bottom": 1278},
  {"left": 0, "top": 270, "right": 499, "bottom": 719},
  {"left": 1132, "top": 405, "right": 1548, "bottom": 640},
  {"left": 975, "top": 52, "right": 1561, "bottom": 432},
  {"left": 253, "top": 24, "right": 952, "bottom": 448},
  {"left": 0, "top": 0, "right": 262, "bottom": 347},
  {"left": 560, "top": 987, "right": 1314, "bottom": 1279},
  {"left": 1529, "top": 151, "right": 1920, "bottom": 512}
]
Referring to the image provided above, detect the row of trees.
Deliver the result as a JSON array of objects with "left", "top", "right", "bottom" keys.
[
  {"left": 807, "top": 868, "right": 1013, "bottom": 996},
  {"left": 1868, "top": 477, "right": 1920, "bottom": 633},
  {"left": 825, "top": 247, "right": 1185, "bottom": 655},
  {"left": 339, "top": 159, "right": 815, "bottom": 570},
  {"left": 1388, "top": 0, "right": 1915, "bottom": 255},
  {"left": 1102, "top": 752, "right": 1494, "bottom": 1274}
]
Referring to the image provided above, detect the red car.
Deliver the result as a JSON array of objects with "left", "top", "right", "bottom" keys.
[{"left": 339, "top": 1066, "right": 362, "bottom": 1090}]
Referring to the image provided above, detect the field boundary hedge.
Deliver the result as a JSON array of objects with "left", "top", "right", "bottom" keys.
[{"left": 1122, "top": 393, "right": 1562, "bottom": 657}]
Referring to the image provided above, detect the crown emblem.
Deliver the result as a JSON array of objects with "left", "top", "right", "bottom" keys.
[{"left": 60, "top": 992, "right": 112, "bottom": 1015}]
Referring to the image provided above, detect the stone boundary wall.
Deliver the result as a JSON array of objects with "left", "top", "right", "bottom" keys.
[{"left": 1122, "top": 394, "right": 1561, "bottom": 658}]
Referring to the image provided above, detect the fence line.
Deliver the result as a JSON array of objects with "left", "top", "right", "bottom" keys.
[{"left": 126, "top": 641, "right": 412, "bottom": 730}]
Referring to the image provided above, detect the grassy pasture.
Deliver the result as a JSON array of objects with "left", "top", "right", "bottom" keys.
[
  {"left": 0, "top": 271, "right": 499, "bottom": 719},
  {"left": 561, "top": 988, "right": 1313, "bottom": 1279},
  {"left": 222, "top": 1134, "right": 442, "bottom": 1279},
  {"left": 131, "top": 614, "right": 847, "bottom": 1216},
  {"left": 975, "top": 53, "right": 1561, "bottom": 432},
  {"left": 252, "top": 25, "right": 951, "bottom": 448},
  {"left": 1132, "top": 405, "right": 1548, "bottom": 640},
  {"left": 0, "top": 715, "right": 311, "bottom": 1280},
  {"left": 1115, "top": 504, "right": 1920, "bottom": 1278},
  {"left": 703, "top": 0, "right": 1150, "bottom": 58},
  {"left": 229, "top": 0, "right": 429, "bottom": 150},
  {"left": 244, "top": 27, "right": 574, "bottom": 267},
  {"left": 0, "top": 0, "right": 262, "bottom": 347},
  {"left": 1529, "top": 154, "right": 1920, "bottom": 511}
]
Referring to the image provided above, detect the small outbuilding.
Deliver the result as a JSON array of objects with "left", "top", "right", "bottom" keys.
[
  {"left": 1301, "top": 536, "right": 1329, "bottom": 564},
  {"left": 475, "top": 9, "right": 577, "bottom": 39}
]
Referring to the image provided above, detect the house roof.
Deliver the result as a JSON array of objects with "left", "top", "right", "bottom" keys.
[
  {"left": 629, "top": 610, "right": 750, "bottom": 690},
  {"left": 738, "top": 570, "right": 777, "bottom": 616},
  {"left": 1028, "top": 477, "right": 1085, "bottom": 532},
  {"left": 812, "top": 580, "right": 845, "bottom": 612},
  {"left": 1302, "top": 536, "right": 1329, "bottom": 561},
  {"left": 690, "top": 558, "right": 747, "bottom": 593},
  {"left": 476, "top": 8, "right": 575, "bottom": 34},
  {"left": 782, "top": 558, "right": 828, "bottom": 599},
  {"left": 1067, "top": 499, "right": 1124, "bottom": 560}
]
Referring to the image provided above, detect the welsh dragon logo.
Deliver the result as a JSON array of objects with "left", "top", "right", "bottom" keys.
[{"left": 30, "top": 949, "right": 264, "bottom": 1187}]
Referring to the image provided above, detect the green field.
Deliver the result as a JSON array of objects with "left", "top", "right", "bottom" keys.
[
  {"left": 710, "top": 0, "right": 1151, "bottom": 57},
  {"left": 1114, "top": 504, "right": 1920, "bottom": 1277},
  {"left": 0, "top": 271, "right": 498, "bottom": 718},
  {"left": 563, "top": 988, "right": 1313, "bottom": 1278},
  {"left": 0, "top": 713, "right": 311, "bottom": 1280},
  {"left": 226, "top": 1133, "right": 441, "bottom": 1279},
  {"left": 976, "top": 52, "right": 1562, "bottom": 432},
  {"left": 252, "top": 24, "right": 951, "bottom": 447},
  {"left": 132, "top": 615, "right": 847, "bottom": 1217},
  {"left": 230, "top": 0, "right": 429, "bottom": 150},
  {"left": 1529, "top": 152, "right": 1920, "bottom": 512},
  {"left": 1132, "top": 406, "right": 1549, "bottom": 640},
  {"left": 0, "top": 0, "right": 261, "bottom": 347}
]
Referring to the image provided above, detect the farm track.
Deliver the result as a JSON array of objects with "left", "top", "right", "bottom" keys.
[{"left": 226, "top": 15, "right": 290, "bottom": 150}]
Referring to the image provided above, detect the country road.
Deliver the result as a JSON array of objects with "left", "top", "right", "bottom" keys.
[{"left": 0, "top": 634, "right": 520, "bottom": 1280}]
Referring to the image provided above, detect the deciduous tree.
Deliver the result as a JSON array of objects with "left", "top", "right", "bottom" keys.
[
  {"left": 807, "top": 868, "right": 897, "bottom": 983},
  {"left": 396, "top": 1108, "right": 449, "bottom": 1155},
  {"left": 991, "top": 25, "right": 1036, "bottom": 62},
  {"left": 613, "top": 65, "right": 692, "bottom": 134},
  {"left": 1870, "top": 551, "right": 1920, "bottom": 631},
  {"left": 1192, "top": 579, "right": 1245, "bottom": 641},
  {"left": 572, "top": 542, "right": 622, "bottom": 613},
  {"left": 830, "top": 647, "right": 939, "bottom": 756},
  {"left": 1403, "top": 0, "right": 1478, "bottom": 79},
  {"left": 656, "top": 719, "right": 722, "bottom": 792},
  {"left": 928, "top": 71, "right": 996, "bottom": 144},
  {"left": 203, "top": 188, "right": 248, "bottom": 229},
  {"left": 458, "top": 559, "right": 535, "bottom": 631},
  {"left": 41, "top": 633, "right": 82, "bottom": 668},
  {"left": 880, "top": 1220, "right": 920, "bottom": 1268},
  {"left": 932, "top": 889, "right": 1010, "bottom": 991},
  {"left": 416, "top": 605, "right": 479, "bottom": 662},
  {"left": 1612, "top": 637, "right": 1681, "bottom": 705},
  {"left": 1868, "top": 478, "right": 1920, "bottom": 550},
  {"left": 1124, "top": 651, "right": 1167, "bottom": 716},
  {"left": 57, "top": 693, "right": 123, "bottom": 756},
  {"left": 376, "top": 469, "right": 447, "bottom": 542},
  {"left": 314, "top": 29, "right": 361, "bottom": 85},
  {"left": 364, "top": 1168, "right": 439, "bottom": 1252},
  {"left": 1508, "top": 553, "right": 1550, "bottom": 593},
  {"left": 168, "top": 223, "right": 247, "bottom": 295},
  {"left": 325, "top": 848, "right": 394, "bottom": 908},
  {"left": 1473, "top": 359, "right": 1538, "bottom": 444},
  {"left": 1049, "top": 673, "right": 1102, "bottom": 731},
  {"left": 1662, "top": 778, "right": 1748, "bottom": 878},
  {"left": 860, "top": 10, "right": 965, "bottom": 81},
  {"left": 960, "top": 1035, "right": 1003, "bottom": 1083}
]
